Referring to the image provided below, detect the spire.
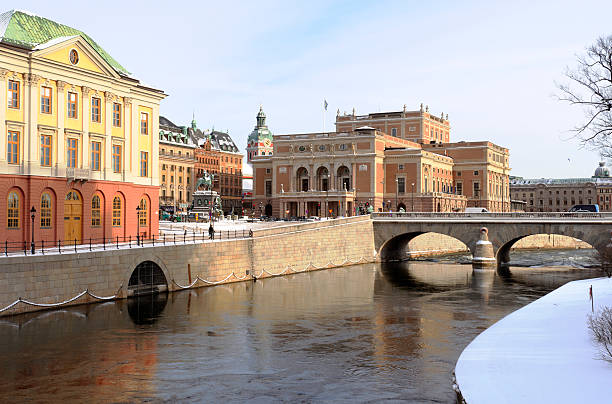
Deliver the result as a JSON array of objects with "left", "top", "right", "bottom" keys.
[
  {"left": 191, "top": 111, "right": 197, "bottom": 130},
  {"left": 256, "top": 105, "right": 266, "bottom": 128}
]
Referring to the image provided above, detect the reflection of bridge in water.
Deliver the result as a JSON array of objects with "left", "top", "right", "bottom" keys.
[{"left": 372, "top": 212, "right": 612, "bottom": 268}]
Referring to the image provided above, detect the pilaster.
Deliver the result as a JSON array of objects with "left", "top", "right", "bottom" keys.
[
  {"left": 81, "top": 86, "right": 91, "bottom": 168},
  {"left": 124, "top": 97, "right": 133, "bottom": 177},
  {"left": 151, "top": 103, "right": 160, "bottom": 186},
  {"left": 129, "top": 98, "right": 138, "bottom": 178},
  {"left": 0, "top": 68, "right": 8, "bottom": 164},
  {"left": 26, "top": 74, "right": 40, "bottom": 172},
  {"left": 104, "top": 91, "right": 114, "bottom": 178},
  {"left": 56, "top": 80, "right": 66, "bottom": 171}
]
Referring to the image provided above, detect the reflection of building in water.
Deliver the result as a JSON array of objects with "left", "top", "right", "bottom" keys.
[
  {"left": 371, "top": 262, "right": 500, "bottom": 380},
  {"left": 0, "top": 303, "right": 159, "bottom": 401}
]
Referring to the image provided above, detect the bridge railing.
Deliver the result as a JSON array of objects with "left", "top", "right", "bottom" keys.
[
  {"left": 371, "top": 212, "right": 612, "bottom": 219},
  {"left": 0, "top": 229, "right": 253, "bottom": 258}
]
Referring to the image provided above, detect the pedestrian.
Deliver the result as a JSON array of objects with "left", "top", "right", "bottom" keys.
[{"left": 209, "top": 223, "right": 215, "bottom": 240}]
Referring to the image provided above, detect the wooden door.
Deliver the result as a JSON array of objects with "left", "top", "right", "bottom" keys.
[{"left": 64, "top": 191, "right": 82, "bottom": 244}]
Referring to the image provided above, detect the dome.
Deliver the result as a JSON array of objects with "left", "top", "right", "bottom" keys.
[{"left": 594, "top": 161, "right": 610, "bottom": 178}]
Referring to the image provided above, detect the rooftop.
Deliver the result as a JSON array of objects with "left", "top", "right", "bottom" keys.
[{"left": 0, "top": 9, "right": 129, "bottom": 75}]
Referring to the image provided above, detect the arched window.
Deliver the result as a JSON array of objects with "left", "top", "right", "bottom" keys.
[
  {"left": 112, "top": 196, "right": 121, "bottom": 226},
  {"left": 40, "top": 193, "right": 52, "bottom": 228},
  {"left": 7, "top": 192, "right": 19, "bottom": 228},
  {"left": 91, "top": 195, "right": 101, "bottom": 226},
  {"left": 139, "top": 198, "right": 148, "bottom": 226}
]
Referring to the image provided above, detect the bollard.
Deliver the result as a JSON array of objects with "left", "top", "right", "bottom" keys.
[{"left": 472, "top": 227, "right": 496, "bottom": 271}]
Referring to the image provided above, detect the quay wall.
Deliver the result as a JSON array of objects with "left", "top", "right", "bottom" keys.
[{"left": 0, "top": 216, "right": 375, "bottom": 316}]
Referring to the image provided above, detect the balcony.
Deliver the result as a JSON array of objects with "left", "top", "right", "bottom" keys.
[
  {"left": 66, "top": 167, "right": 91, "bottom": 181},
  {"left": 278, "top": 189, "right": 357, "bottom": 199}
]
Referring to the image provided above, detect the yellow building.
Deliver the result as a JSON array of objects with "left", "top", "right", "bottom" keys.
[{"left": 0, "top": 10, "right": 166, "bottom": 247}]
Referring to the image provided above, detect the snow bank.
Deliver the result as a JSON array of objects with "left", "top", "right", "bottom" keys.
[{"left": 455, "top": 276, "right": 612, "bottom": 403}]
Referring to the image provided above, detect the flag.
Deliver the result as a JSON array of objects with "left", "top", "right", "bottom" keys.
[{"left": 324, "top": 99, "right": 328, "bottom": 111}]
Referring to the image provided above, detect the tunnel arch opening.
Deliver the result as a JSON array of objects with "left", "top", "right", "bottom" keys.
[
  {"left": 496, "top": 233, "right": 595, "bottom": 267},
  {"left": 379, "top": 232, "right": 470, "bottom": 262},
  {"left": 128, "top": 261, "right": 169, "bottom": 297}
]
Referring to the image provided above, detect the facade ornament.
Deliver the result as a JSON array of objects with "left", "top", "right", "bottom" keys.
[
  {"left": 105, "top": 91, "right": 115, "bottom": 102},
  {"left": 56, "top": 80, "right": 66, "bottom": 91},
  {"left": 81, "top": 86, "right": 91, "bottom": 96},
  {"left": 280, "top": 183, "right": 284, "bottom": 193},
  {"left": 441, "top": 111, "right": 444, "bottom": 119},
  {"left": 309, "top": 143, "right": 314, "bottom": 153},
  {"left": 403, "top": 104, "right": 406, "bottom": 113},
  {"left": 420, "top": 103, "right": 424, "bottom": 112},
  {"left": 446, "top": 113, "right": 449, "bottom": 120},
  {"left": 425, "top": 105, "right": 429, "bottom": 112},
  {"left": 336, "top": 108, "right": 340, "bottom": 116},
  {"left": 123, "top": 97, "right": 132, "bottom": 106},
  {"left": 352, "top": 107, "right": 355, "bottom": 116},
  {"left": 26, "top": 73, "right": 41, "bottom": 86},
  {"left": 0, "top": 68, "right": 9, "bottom": 79}
]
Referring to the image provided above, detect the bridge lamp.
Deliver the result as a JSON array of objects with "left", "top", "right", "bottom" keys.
[
  {"left": 411, "top": 183, "right": 415, "bottom": 212},
  {"left": 395, "top": 178, "right": 399, "bottom": 212},
  {"left": 30, "top": 206, "right": 36, "bottom": 254},
  {"left": 136, "top": 205, "right": 141, "bottom": 246}
]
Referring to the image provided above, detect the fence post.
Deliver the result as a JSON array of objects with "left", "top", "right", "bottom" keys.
[
  {"left": 153, "top": 235, "right": 155, "bottom": 247},
  {"left": 163, "top": 233, "right": 166, "bottom": 245},
  {"left": 89, "top": 237, "right": 92, "bottom": 251},
  {"left": 129, "top": 235, "right": 131, "bottom": 248},
  {"left": 174, "top": 234, "right": 176, "bottom": 245},
  {"left": 183, "top": 233, "right": 186, "bottom": 244},
  {"left": 58, "top": 240, "right": 61, "bottom": 254},
  {"left": 74, "top": 238, "right": 77, "bottom": 253},
  {"left": 41, "top": 240, "right": 44, "bottom": 255},
  {"left": 103, "top": 237, "right": 106, "bottom": 250},
  {"left": 4, "top": 240, "right": 7, "bottom": 256},
  {"left": 24, "top": 241, "right": 26, "bottom": 255}
]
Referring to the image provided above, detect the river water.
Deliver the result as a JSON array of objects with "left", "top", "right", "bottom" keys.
[{"left": 0, "top": 249, "right": 602, "bottom": 403}]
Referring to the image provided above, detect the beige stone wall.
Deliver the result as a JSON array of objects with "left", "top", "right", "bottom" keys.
[{"left": 0, "top": 216, "right": 375, "bottom": 316}]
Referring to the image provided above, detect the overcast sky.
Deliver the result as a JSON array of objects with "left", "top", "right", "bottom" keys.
[{"left": 13, "top": 0, "right": 612, "bottom": 178}]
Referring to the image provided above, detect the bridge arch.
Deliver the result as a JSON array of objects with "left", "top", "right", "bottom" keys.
[
  {"left": 127, "top": 260, "right": 169, "bottom": 296},
  {"left": 122, "top": 253, "right": 171, "bottom": 297},
  {"left": 379, "top": 231, "right": 471, "bottom": 262},
  {"left": 496, "top": 233, "right": 596, "bottom": 266}
]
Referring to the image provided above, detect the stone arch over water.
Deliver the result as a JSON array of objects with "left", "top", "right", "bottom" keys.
[
  {"left": 496, "top": 233, "right": 596, "bottom": 266},
  {"left": 127, "top": 260, "right": 169, "bottom": 297},
  {"left": 378, "top": 231, "right": 472, "bottom": 262}
]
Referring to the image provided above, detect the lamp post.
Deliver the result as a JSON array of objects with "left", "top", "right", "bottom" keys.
[
  {"left": 30, "top": 206, "right": 36, "bottom": 254},
  {"left": 136, "top": 205, "right": 141, "bottom": 246},
  {"left": 387, "top": 200, "right": 391, "bottom": 212},
  {"left": 411, "top": 182, "right": 415, "bottom": 212}
]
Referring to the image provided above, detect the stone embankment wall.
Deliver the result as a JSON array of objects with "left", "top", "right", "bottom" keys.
[
  {"left": 0, "top": 216, "right": 375, "bottom": 316},
  {"left": 406, "top": 233, "right": 591, "bottom": 258}
]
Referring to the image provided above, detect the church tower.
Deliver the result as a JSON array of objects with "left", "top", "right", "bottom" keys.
[{"left": 246, "top": 106, "right": 273, "bottom": 163}]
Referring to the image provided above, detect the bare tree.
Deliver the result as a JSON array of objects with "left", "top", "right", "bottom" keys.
[
  {"left": 557, "top": 35, "right": 612, "bottom": 157},
  {"left": 588, "top": 307, "right": 612, "bottom": 363},
  {"left": 596, "top": 246, "right": 612, "bottom": 278}
]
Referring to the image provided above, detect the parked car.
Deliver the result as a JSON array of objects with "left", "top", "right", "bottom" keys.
[
  {"left": 569, "top": 204, "right": 599, "bottom": 212},
  {"left": 464, "top": 207, "right": 489, "bottom": 213}
]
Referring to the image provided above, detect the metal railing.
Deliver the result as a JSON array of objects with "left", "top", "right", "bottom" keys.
[
  {"left": 371, "top": 212, "right": 612, "bottom": 219},
  {"left": 1, "top": 229, "right": 253, "bottom": 258}
]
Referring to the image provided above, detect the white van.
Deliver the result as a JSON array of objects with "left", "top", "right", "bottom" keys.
[{"left": 464, "top": 207, "right": 489, "bottom": 213}]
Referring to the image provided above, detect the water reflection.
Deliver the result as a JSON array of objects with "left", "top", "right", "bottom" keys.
[
  {"left": 0, "top": 253, "right": 603, "bottom": 403},
  {"left": 127, "top": 293, "right": 168, "bottom": 325}
]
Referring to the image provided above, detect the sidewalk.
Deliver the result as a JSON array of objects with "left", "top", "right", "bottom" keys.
[{"left": 455, "top": 277, "right": 612, "bottom": 403}]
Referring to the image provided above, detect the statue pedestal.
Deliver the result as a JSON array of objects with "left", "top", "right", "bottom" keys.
[{"left": 192, "top": 190, "right": 221, "bottom": 218}]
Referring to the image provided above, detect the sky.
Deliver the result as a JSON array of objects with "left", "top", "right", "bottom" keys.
[{"left": 11, "top": 0, "right": 612, "bottom": 178}]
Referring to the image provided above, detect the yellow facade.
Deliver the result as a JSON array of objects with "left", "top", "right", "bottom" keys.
[
  {"left": 41, "top": 43, "right": 105, "bottom": 75},
  {"left": 0, "top": 35, "right": 165, "bottom": 185}
]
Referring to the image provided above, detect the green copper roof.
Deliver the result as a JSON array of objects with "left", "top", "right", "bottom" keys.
[{"left": 0, "top": 9, "right": 130, "bottom": 75}]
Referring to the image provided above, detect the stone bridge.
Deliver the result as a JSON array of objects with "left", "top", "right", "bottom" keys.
[{"left": 372, "top": 212, "right": 612, "bottom": 266}]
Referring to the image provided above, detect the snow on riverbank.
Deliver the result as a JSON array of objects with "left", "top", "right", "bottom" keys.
[{"left": 455, "top": 276, "right": 612, "bottom": 403}]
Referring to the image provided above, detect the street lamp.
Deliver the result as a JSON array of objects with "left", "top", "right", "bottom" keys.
[
  {"left": 136, "top": 205, "right": 141, "bottom": 246},
  {"left": 30, "top": 206, "right": 36, "bottom": 254},
  {"left": 387, "top": 200, "right": 391, "bottom": 212},
  {"left": 411, "top": 182, "right": 415, "bottom": 212}
]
